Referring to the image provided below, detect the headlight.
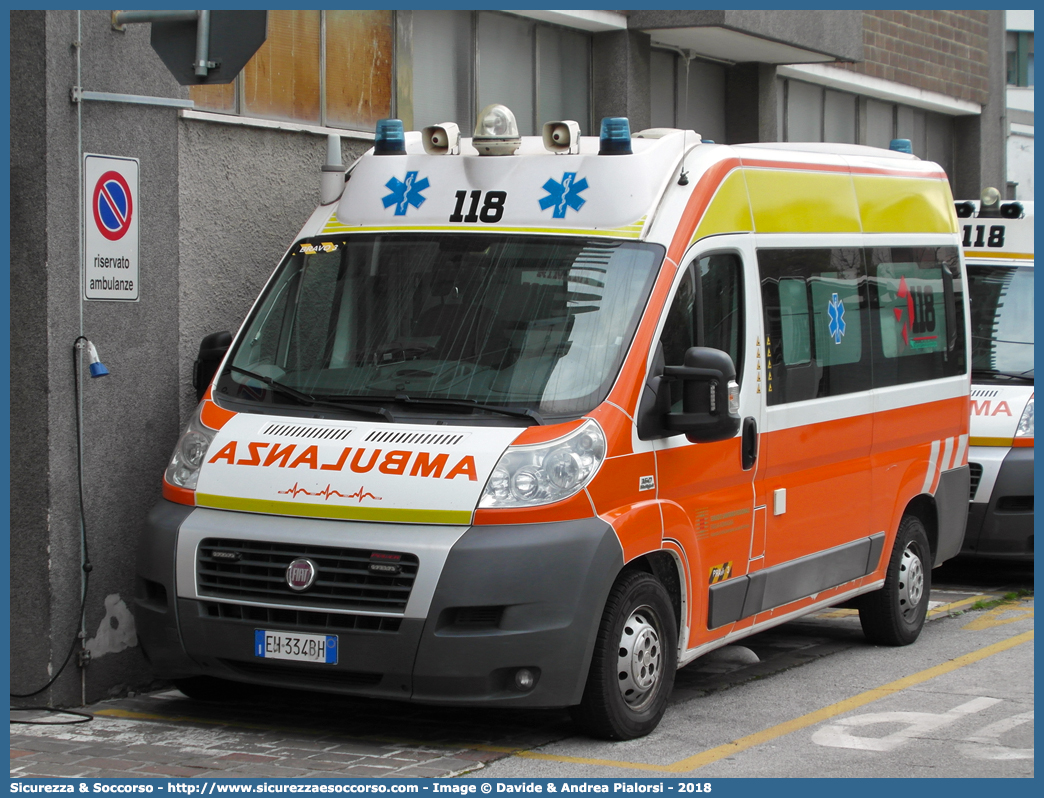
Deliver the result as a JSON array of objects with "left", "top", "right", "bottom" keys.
[
  {"left": 1016, "top": 394, "right": 1034, "bottom": 439},
  {"left": 479, "top": 419, "right": 605, "bottom": 508},
  {"left": 164, "top": 404, "right": 217, "bottom": 490}
]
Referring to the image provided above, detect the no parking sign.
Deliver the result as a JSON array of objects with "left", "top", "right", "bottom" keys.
[{"left": 84, "top": 154, "right": 139, "bottom": 300}]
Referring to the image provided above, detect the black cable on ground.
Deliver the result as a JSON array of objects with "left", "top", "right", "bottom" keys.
[
  {"left": 10, "top": 337, "right": 95, "bottom": 724},
  {"left": 10, "top": 708, "right": 94, "bottom": 725}
]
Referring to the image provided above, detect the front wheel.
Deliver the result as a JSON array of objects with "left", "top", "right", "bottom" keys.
[
  {"left": 571, "top": 570, "right": 678, "bottom": 740},
  {"left": 859, "top": 515, "right": 931, "bottom": 645}
]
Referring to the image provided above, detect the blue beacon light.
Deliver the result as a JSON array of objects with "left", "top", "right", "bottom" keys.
[
  {"left": 374, "top": 119, "right": 406, "bottom": 155},
  {"left": 599, "top": 117, "right": 632, "bottom": 155},
  {"left": 889, "top": 138, "right": 913, "bottom": 154}
]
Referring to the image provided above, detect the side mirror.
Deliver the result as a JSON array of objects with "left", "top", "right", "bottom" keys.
[
  {"left": 193, "top": 330, "right": 232, "bottom": 403},
  {"left": 663, "top": 347, "right": 741, "bottom": 443}
]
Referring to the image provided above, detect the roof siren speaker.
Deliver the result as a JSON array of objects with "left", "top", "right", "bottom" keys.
[
  {"left": 422, "top": 122, "right": 461, "bottom": 155},
  {"left": 543, "top": 120, "right": 581, "bottom": 154}
]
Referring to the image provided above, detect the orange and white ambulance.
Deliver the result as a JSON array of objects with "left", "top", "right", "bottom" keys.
[
  {"left": 136, "top": 108, "right": 971, "bottom": 739},
  {"left": 957, "top": 195, "right": 1033, "bottom": 560}
]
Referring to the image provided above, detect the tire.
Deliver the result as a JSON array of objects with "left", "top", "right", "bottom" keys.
[
  {"left": 172, "top": 675, "right": 252, "bottom": 701},
  {"left": 571, "top": 570, "right": 678, "bottom": 740},
  {"left": 859, "top": 515, "right": 932, "bottom": 646}
]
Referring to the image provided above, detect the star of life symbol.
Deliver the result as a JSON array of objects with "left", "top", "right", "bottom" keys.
[
  {"left": 382, "top": 171, "right": 429, "bottom": 216},
  {"left": 539, "top": 172, "right": 589, "bottom": 218},
  {"left": 828, "top": 292, "right": 846, "bottom": 344}
]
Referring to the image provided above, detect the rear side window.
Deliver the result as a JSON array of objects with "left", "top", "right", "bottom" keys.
[
  {"left": 759, "top": 248, "right": 870, "bottom": 405},
  {"left": 758, "top": 245, "right": 966, "bottom": 405},
  {"left": 868, "top": 246, "right": 966, "bottom": 387}
]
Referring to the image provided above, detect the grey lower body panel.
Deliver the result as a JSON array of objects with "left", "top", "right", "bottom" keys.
[
  {"left": 707, "top": 533, "right": 885, "bottom": 630},
  {"left": 961, "top": 449, "right": 1033, "bottom": 561},
  {"left": 134, "top": 500, "right": 623, "bottom": 707},
  {"left": 934, "top": 465, "right": 970, "bottom": 565}
]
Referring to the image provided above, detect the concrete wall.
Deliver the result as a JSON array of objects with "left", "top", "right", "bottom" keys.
[
  {"left": 11, "top": 9, "right": 186, "bottom": 704},
  {"left": 175, "top": 121, "right": 369, "bottom": 425},
  {"left": 10, "top": 8, "right": 53, "bottom": 704},
  {"left": 9, "top": 9, "right": 372, "bottom": 705}
]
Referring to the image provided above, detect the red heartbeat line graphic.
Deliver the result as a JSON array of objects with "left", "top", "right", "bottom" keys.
[{"left": 278, "top": 483, "right": 382, "bottom": 503}]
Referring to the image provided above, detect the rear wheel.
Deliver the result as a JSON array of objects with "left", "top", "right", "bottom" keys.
[
  {"left": 859, "top": 515, "right": 931, "bottom": 645},
  {"left": 571, "top": 570, "right": 677, "bottom": 740}
]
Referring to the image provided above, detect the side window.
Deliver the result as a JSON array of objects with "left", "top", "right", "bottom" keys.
[
  {"left": 698, "top": 253, "right": 744, "bottom": 370},
  {"left": 660, "top": 252, "right": 745, "bottom": 410},
  {"left": 661, "top": 269, "right": 696, "bottom": 370},
  {"left": 867, "top": 246, "right": 966, "bottom": 386},
  {"left": 778, "top": 278, "right": 811, "bottom": 365},
  {"left": 759, "top": 248, "right": 870, "bottom": 405}
]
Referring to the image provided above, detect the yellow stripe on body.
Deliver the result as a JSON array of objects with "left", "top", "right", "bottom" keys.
[
  {"left": 964, "top": 250, "right": 1034, "bottom": 260},
  {"left": 690, "top": 168, "right": 958, "bottom": 245},
  {"left": 690, "top": 170, "right": 754, "bottom": 244},
  {"left": 196, "top": 493, "right": 471, "bottom": 525},
  {"left": 969, "top": 436, "right": 1014, "bottom": 448},
  {"left": 745, "top": 169, "right": 862, "bottom": 234},
  {"left": 854, "top": 175, "right": 957, "bottom": 233},
  {"left": 320, "top": 218, "right": 647, "bottom": 239}
]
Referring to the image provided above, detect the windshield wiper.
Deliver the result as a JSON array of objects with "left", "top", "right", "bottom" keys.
[
  {"left": 334, "top": 393, "right": 545, "bottom": 425},
  {"left": 971, "top": 367, "right": 1034, "bottom": 382},
  {"left": 227, "top": 366, "right": 395, "bottom": 420}
]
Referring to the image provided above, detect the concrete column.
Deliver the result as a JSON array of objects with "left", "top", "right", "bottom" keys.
[
  {"left": 725, "top": 63, "right": 780, "bottom": 144},
  {"left": 592, "top": 29, "right": 652, "bottom": 132},
  {"left": 9, "top": 8, "right": 55, "bottom": 704},
  {"left": 954, "top": 9, "right": 1007, "bottom": 197}
]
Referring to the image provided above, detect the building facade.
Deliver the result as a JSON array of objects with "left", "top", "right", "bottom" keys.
[
  {"left": 1005, "top": 9, "right": 1034, "bottom": 199},
  {"left": 9, "top": 9, "right": 1009, "bottom": 706}
]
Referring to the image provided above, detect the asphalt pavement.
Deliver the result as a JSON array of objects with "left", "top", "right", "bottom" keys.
[{"left": 10, "top": 560, "right": 1033, "bottom": 779}]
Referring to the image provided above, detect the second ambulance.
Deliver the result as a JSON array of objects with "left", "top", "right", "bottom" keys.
[{"left": 958, "top": 193, "right": 1033, "bottom": 560}]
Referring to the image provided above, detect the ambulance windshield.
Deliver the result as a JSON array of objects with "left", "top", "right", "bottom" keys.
[
  {"left": 967, "top": 264, "right": 1034, "bottom": 381},
  {"left": 216, "top": 234, "right": 663, "bottom": 421}
]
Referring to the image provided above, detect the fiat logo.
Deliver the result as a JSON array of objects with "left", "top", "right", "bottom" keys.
[{"left": 285, "top": 558, "right": 318, "bottom": 592}]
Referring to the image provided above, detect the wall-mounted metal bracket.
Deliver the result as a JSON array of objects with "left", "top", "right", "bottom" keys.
[{"left": 71, "top": 86, "right": 195, "bottom": 109}]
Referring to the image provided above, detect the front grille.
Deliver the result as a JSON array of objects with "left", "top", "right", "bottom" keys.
[
  {"left": 220, "top": 659, "right": 382, "bottom": 688},
  {"left": 197, "top": 538, "right": 419, "bottom": 612},
  {"left": 201, "top": 601, "right": 402, "bottom": 633},
  {"left": 969, "top": 463, "right": 984, "bottom": 499}
]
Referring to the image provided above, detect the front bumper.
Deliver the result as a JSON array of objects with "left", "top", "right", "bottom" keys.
[
  {"left": 135, "top": 501, "right": 623, "bottom": 707},
  {"left": 962, "top": 447, "right": 1034, "bottom": 560}
]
